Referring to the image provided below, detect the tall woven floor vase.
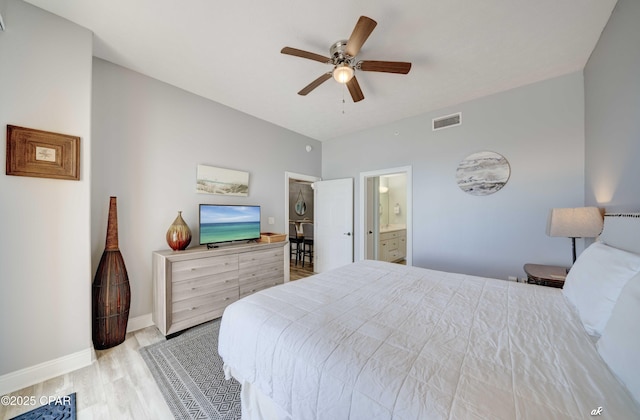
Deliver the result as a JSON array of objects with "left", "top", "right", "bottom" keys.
[{"left": 92, "top": 197, "right": 131, "bottom": 350}]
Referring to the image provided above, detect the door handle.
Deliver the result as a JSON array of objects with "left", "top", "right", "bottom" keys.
[{"left": 344, "top": 232, "right": 352, "bottom": 236}]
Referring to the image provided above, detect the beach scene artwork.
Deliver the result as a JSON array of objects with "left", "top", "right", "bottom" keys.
[
  {"left": 456, "top": 151, "right": 510, "bottom": 196},
  {"left": 197, "top": 164, "right": 249, "bottom": 196}
]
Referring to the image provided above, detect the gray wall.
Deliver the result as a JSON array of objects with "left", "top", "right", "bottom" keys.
[
  {"left": 323, "top": 72, "right": 586, "bottom": 280},
  {"left": 91, "top": 59, "right": 322, "bottom": 320},
  {"left": 584, "top": 0, "right": 640, "bottom": 212},
  {"left": 0, "top": 0, "right": 92, "bottom": 376}
]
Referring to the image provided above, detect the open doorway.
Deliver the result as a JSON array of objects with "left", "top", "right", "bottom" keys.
[
  {"left": 359, "top": 166, "right": 412, "bottom": 266},
  {"left": 284, "top": 172, "right": 320, "bottom": 281}
]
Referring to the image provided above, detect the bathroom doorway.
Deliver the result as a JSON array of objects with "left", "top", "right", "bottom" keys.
[{"left": 359, "top": 167, "right": 412, "bottom": 265}]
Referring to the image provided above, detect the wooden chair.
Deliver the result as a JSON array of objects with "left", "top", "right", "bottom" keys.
[
  {"left": 289, "top": 223, "right": 302, "bottom": 266},
  {"left": 301, "top": 223, "right": 314, "bottom": 267}
]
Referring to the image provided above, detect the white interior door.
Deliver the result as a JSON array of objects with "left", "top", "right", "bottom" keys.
[{"left": 314, "top": 178, "right": 353, "bottom": 272}]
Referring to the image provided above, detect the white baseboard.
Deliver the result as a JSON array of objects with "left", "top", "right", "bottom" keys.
[
  {"left": 0, "top": 314, "right": 153, "bottom": 396},
  {"left": 127, "top": 313, "right": 153, "bottom": 333},
  {"left": 0, "top": 348, "right": 92, "bottom": 396}
]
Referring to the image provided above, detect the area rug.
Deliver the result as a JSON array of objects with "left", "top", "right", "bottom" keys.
[
  {"left": 139, "top": 320, "right": 241, "bottom": 420},
  {"left": 10, "top": 393, "right": 76, "bottom": 420}
]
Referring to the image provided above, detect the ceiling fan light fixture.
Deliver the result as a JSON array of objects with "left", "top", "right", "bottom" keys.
[{"left": 333, "top": 64, "right": 354, "bottom": 84}]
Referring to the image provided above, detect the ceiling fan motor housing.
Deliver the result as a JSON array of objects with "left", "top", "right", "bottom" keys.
[{"left": 330, "top": 40, "right": 353, "bottom": 65}]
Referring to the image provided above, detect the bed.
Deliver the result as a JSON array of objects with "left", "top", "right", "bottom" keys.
[{"left": 218, "top": 214, "right": 640, "bottom": 419}]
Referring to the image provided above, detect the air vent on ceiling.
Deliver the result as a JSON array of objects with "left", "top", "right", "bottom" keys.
[{"left": 432, "top": 112, "right": 461, "bottom": 131}]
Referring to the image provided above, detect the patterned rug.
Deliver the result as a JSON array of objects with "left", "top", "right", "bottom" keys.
[
  {"left": 10, "top": 393, "right": 76, "bottom": 420},
  {"left": 139, "top": 320, "right": 241, "bottom": 420}
]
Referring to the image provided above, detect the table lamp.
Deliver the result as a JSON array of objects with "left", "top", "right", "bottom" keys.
[{"left": 546, "top": 207, "right": 603, "bottom": 264}]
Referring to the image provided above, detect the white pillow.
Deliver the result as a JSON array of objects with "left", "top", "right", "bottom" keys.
[
  {"left": 562, "top": 242, "right": 640, "bottom": 336},
  {"left": 596, "top": 271, "right": 640, "bottom": 404}
]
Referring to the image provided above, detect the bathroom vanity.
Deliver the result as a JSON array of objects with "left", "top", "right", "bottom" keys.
[{"left": 379, "top": 227, "right": 407, "bottom": 263}]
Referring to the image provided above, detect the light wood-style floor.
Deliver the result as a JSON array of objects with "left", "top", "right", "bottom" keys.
[
  {"left": 0, "top": 327, "right": 174, "bottom": 420},
  {"left": 1, "top": 260, "right": 311, "bottom": 420}
]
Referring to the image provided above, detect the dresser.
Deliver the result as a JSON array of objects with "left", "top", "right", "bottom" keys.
[
  {"left": 379, "top": 228, "right": 407, "bottom": 262},
  {"left": 152, "top": 241, "right": 286, "bottom": 336}
]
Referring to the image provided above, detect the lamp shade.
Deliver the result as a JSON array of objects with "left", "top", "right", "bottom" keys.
[{"left": 546, "top": 207, "right": 603, "bottom": 238}]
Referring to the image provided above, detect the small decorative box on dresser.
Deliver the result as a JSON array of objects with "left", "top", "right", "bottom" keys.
[
  {"left": 153, "top": 241, "right": 286, "bottom": 336},
  {"left": 523, "top": 263, "right": 568, "bottom": 288}
]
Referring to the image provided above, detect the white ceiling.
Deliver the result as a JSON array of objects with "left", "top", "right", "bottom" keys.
[{"left": 23, "top": 0, "right": 616, "bottom": 141}]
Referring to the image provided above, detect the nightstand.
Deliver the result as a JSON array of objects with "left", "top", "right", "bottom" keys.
[{"left": 523, "top": 264, "right": 568, "bottom": 288}]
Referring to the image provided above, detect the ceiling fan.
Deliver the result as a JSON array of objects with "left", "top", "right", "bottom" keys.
[{"left": 281, "top": 16, "right": 412, "bottom": 103}]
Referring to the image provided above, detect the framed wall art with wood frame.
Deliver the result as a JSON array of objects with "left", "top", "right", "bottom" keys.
[{"left": 6, "top": 125, "right": 80, "bottom": 181}]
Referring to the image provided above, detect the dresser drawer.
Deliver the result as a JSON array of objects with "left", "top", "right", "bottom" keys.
[
  {"left": 239, "top": 276, "right": 283, "bottom": 298},
  {"left": 171, "top": 287, "right": 238, "bottom": 324},
  {"left": 172, "top": 255, "right": 238, "bottom": 282},
  {"left": 172, "top": 269, "right": 238, "bottom": 302},
  {"left": 239, "top": 247, "right": 284, "bottom": 269},
  {"left": 239, "top": 260, "right": 283, "bottom": 283}
]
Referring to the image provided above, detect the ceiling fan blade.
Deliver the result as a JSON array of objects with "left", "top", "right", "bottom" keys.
[
  {"left": 345, "top": 16, "right": 377, "bottom": 57},
  {"left": 281, "top": 47, "right": 330, "bottom": 64},
  {"left": 346, "top": 76, "right": 364, "bottom": 102},
  {"left": 298, "top": 73, "right": 332, "bottom": 96},
  {"left": 359, "top": 60, "right": 412, "bottom": 74}
]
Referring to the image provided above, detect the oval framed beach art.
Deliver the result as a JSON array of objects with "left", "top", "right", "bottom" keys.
[{"left": 456, "top": 151, "right": 510, "bottom": 196}]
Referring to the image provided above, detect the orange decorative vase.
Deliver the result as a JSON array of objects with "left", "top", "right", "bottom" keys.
[
  {"left": 92, "top": 197, "right": 131, "bottom": 350},
  {"left": 166, "top": 211, "right": 192, "bottom": 251}
]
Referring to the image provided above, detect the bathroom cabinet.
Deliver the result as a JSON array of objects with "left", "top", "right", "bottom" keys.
[{"left": 379, "top": 229, "right": 406, "bottom": 262}]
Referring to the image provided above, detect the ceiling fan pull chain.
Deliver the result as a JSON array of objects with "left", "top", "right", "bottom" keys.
[{"left": 342, "top": 86, "right": 346, "bottom": 114}]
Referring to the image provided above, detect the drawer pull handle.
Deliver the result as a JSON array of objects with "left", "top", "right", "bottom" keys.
[
  {"left": 190, "top": 307, "right": 196, "bottom": 311},
  {"left": 224, "top": 297, "right": 230, "bottom": 301},
  {"left": 251, "top": 289, "right": 256, "bottom": 292},
  {"left": 191, "top": 287, "right": 196, "bottom": 291}
]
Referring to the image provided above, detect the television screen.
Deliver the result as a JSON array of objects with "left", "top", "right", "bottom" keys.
[{"left": 199, "top": 204, "right": 261, "bottom": 245}]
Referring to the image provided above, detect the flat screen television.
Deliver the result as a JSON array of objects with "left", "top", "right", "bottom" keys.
[{"left": 199, "top": 204, "right": 261, "bottom": 246}]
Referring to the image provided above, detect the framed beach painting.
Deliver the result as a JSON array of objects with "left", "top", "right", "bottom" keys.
[
  {"left": 455, "top": 151, "right": 510, "bottom": 196},
  {"left": 196, "top": 164, "right": 249, "bottom": 196}
]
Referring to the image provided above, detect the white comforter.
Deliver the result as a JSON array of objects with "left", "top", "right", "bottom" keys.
[{"left": 218, "top": 260, "right": 639, "bottom": 419}]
